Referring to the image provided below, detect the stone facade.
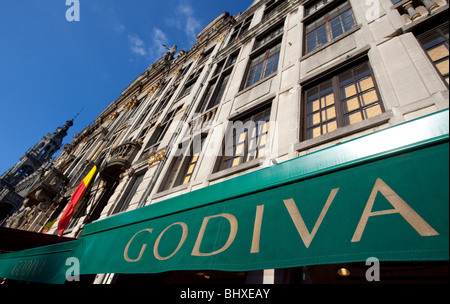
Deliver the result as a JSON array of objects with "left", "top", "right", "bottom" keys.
[
  {"left": 4, "top": 0, "right": 448, "bottom": 283},
  {"left": 0, "top": 120, "right": 73, "bottom": 225}
]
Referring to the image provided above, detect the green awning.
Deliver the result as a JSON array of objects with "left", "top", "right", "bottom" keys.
[
  {"left": 0, "top": 241, "right": 77, "bottom": 284},
  {"left": 1, "top": 110, "right": 448, "bottom": 284},
  {"left": 73, "top": 110, "right": 449, "bottom": 276}
]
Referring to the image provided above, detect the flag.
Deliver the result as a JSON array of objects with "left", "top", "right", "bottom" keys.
[{"left": 58, "top": 165, "right": 98, "bottom": 236}]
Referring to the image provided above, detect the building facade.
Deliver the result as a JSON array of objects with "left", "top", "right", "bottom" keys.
[
  {"left": 0, "top": 119, "right": 73, "bottom": 226},
  {"left": 1, "top": 0, "right": 448, "bottom": 284}
]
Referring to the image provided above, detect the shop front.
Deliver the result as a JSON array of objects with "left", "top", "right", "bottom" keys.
[{"left": 0, "top": 110, "right": 448, "bottom": 284}]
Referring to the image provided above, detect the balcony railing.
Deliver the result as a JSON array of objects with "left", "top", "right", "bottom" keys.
[
  {"left": 395, "top": 0, "right": 447, "bottom": 25},
  {"left": 107, "top": 140, "right": 142, "bottom": 170},
  {"left": 189, "top": 107, "right": 218, "bottom": 134}
]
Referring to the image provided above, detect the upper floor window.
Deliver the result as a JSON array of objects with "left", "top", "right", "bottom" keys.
[
  {"left": 214, "top": 104, "right": 271, "bottom": 172},
  {"left": 132, "top": 103, "right": 154, "bottom": 131},
  {"left": 303, "top": 61, "right": 384, "bottom": 140},
  {"left": 197, "top": 52, "right": 239, "bottom": 113},
  {"left": 228, "top": 15, "right": 253, "bottom": 45},
  {"left": 305, "top": 0, "right": 334, "bottom": 16},
  {"left": 158, "top": 134, "right": 207, "bottom": 192},
  {"left": 179, "top": 67, "right": 204, "bottom": 99},
  {"left": 111, "top": 171, "right": 145, "bottom": 215},
  {"left": 155, "top": 83, "right": 176, "bottom": 115},
  {"left": 263, "top": 0, "right": 288, "bottom": 20},
  {"left": 141, "top": 105, "right": 183, "bottom": 156},
  {"left": 197, "top": 47, "right": 215, "bottom": 66},
  {"left": 304, "top": 1, "right": 356, "bottom": 54},
  {"left": 416, "top": 22, "right": 449, "bottom": 87},
  {"left": 243, "top": 23, "right": 284, "bottom": 89}
]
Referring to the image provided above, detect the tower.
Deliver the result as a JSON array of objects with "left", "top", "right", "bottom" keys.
[{"left": 0, "top": 120, "right": 73, "bottom": 224}]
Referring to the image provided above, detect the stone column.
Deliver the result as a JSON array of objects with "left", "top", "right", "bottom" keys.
[
  {"left": 403, "top": 1, "right": 421, "bottom": 21},
  {"left": 422, "top": 0, "right": 440, "bottom": 12}
]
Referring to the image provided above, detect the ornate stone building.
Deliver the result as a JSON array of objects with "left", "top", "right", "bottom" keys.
[
  {"left": 1, "top": 0, "right": 448, "bottom": 285},
  {"left": 0, "top": 119, "right": 73, "bottom": 226}
]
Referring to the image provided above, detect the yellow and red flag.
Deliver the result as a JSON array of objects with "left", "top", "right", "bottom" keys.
[{"left": 58, "top": 165, "right": 98, "bottom": 236}]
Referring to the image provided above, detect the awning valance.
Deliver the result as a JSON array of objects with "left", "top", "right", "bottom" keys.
[{"left": 0, "top": 241, "right": 77, "bottom": 284}]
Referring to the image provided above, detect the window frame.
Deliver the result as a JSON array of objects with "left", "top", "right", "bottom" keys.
[
  {"left": 263, "top": 0, "right": 288, "bottom": 20},
  {"left": 197, "top": 51, "right": 239, "bottom": 114},
  {"left": 158, "top": 133, "right": 207, "bottom": 192},
  {"left": 110, "top": 171, "right": 146, "bottom": 215},
  {"left": 214, "top": 103, "right": 272, "bottom": 173},
  {"left": 304, "top": 0, "right": 357, "bottom": 54},
  {"left": 228, "top": 15, "right": 254, "bottom": 45},
  {"left": 141, "top": 105, "right": 183, "bottom": 157},
  {"left": 242, "top": 22, "right": 285, "bottom": 90},
  {"left": 302, "top": 60, "right": 385, "bottom": 141},
  {"left": 416, "top": 22, "right": 449, "bottom": 88}
]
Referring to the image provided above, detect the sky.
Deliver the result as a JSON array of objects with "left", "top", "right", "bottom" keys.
[{"left": 0, "top": 0, "right": 253, "bottom": 175}]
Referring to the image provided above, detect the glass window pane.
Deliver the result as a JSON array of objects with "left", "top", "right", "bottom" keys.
[
  {"left": 257, "top": 146, "right": 266, "bottom": 158},
  {"left": 264, "top": 54, "right": 280, "bottom": 77},
  {"left": 353, "top": 64, "right": 371, "bottom": 80},
  {"left": 182, "top": 176, "right": 191, "bottom": 185},
  {"left": 321, "top": 107, "right": 336, "bottom": 121},
  {"left": 322, "top": 120, "right": 337, "bottom": 134},
  {"left": 308, "top": 112, "right": 321, "bottom": 127},
  {"left": 421, "top": 35, "right": 444, "bottom": 50},
  {"left": 321, "top": 93, "right": 335, "bottom": 107},
  {"left": 436, "top": 60, "right": 449, "bottom": 76},
  {"left": 343, "top": 97, "right": 359, "bottom": 112},
  {"left": 341, "top": 10, "right": 352, "bottom": 19},
  {"left": 339, "top": 71, "right": 354, "bottom": 87},
  {"left": 309, "top": 99, "right": 320, "bottom": 112},
  {"left": 332, "top": 27, "right": 344, "bottom": 39},
  {"left": 342, "top": 84, "right": 357, "bottom": 98},
  {"left": 360, "top": 89, "right": 378, "bottom": 106},
  {"left": 358, "top": 76, "right": 375, "bottom": 92},
  {"left": 363, "top": 104, "right": 382, "bottom": 119},
  {"left": 427, "top": 45, "right": 449, "bottom": 62},
  {"left": 230, "top": 157, "right": 240, "bottom": 168},
  {"left": 308, "top": 126, "right": 322, "bottom": 139},
  {"left": 345, "top": 112, "right": 363, "bottom": 125},
  {"left": 343, "top": 18, "right": 355, "bottom": 32},
  {"left": 307, "top": 87, "right": 319, "bottom": 102}
]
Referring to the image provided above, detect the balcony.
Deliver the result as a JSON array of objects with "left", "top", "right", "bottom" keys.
[
  {"left": 394, "top": 0, "right": 448, "bottom": 25},
  {"left": 189, "top": 107, "right": 218, "bottom": 134},
  {"left": 102, "top": 140, "right": 142, "bottom": 178}
]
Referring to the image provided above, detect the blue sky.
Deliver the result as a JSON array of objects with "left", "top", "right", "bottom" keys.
[{"left": 0, "top": 0, "right": 252, "bottom": 175}]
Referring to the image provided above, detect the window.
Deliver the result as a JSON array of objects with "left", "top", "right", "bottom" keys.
[
  {"left": 197, "top": 52, "right": 238, "bottom": 113},
  {"left": 155, "top": 83, "right": 176, "bottom": 114},
  {"left": 305, "top": 1, "right": 356, "bottom": 54},
  {"left": 243, "top": 24, "right": 284, "bottom": 89},
  {"left": 228, "top": 15, "right": 253, "bottom": 45},
  {"left": 416, "top": 22, "right": 449, "bottom": 87},
  {"left": 263, "top": 0, "right": 287, "bottom": 20},
  {"left": 142, "top": 105, "right": 183, "bottom": 155},
  {"left": 132, "top": 103, "right": 154, "bottom": 131},
  {"left": 215, "top": 104, "right": 271, "bottom": 172},
  {"left": 305, "top": 0, "right": 333, "bottom": 16},
  {"left": 175, "top": 63, "right": 192, "bottom": 83},
  {"left": 124, "top": 97, "right": 143, "bottom": 122},
  {"left": 111, "top": 172, "right": 145, "bottom": 215},
  {"left": 197, "top": 47, "right": 215, "bottom": 66},
  {"left": 179, "top": 68, "right": 203, "bottom": 99},
  {"left": 159, "top": 134, "right": 206, "bottom": 192},
  {"left": 303, "top": 61, "right": 383, "bottom": 140}
]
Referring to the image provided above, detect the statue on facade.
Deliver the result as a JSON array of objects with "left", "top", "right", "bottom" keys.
[{"left": 162, "top": 44, "right": 177, "bottom": 62}]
